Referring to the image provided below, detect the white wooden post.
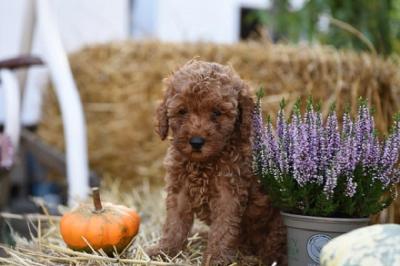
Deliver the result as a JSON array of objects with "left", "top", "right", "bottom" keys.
[
  {"left": 36, "top": 0, "right": 89, "bottom": 205},
  {"left": 1, "top": 69, "right": 20, "bottom": 150}
]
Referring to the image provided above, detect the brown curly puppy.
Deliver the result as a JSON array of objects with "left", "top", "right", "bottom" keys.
[{"left": 147, "top": 60, "right": 286, "bottom": 265}]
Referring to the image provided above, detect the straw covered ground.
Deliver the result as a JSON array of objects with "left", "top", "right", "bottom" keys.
[{"left": 0, "top": 179, "right": 265, "bottom": 266}]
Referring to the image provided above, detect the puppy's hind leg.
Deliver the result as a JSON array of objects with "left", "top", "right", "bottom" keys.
[{"left": 256, "top": 216, "right": 287, "bottom": 266}]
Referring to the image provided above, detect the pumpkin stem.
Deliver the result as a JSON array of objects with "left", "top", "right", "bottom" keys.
[{"left": 92, "top": 187, "right": 103, "bottom": 212}]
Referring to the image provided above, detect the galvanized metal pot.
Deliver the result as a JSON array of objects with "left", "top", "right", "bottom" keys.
[{"left": 281, "top": 212, "right": 369, "bottom": 266}]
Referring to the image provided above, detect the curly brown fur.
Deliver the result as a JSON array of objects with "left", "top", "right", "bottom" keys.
[{"left": 147, "top": 60, "right": 286, "bottom": 265}]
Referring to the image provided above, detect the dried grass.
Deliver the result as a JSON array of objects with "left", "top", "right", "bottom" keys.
[
  {"left": 36, "top": 41, "right": 400, "bottom": 221},
  {"left": 0, "top": 180, "right": 214, "bottom": 266}
]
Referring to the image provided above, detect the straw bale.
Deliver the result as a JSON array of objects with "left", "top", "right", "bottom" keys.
[{"left": 37, "top": 41, "right": 400, "bottom": 220}]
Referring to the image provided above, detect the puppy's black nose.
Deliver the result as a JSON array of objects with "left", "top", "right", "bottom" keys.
[{"left": 189, "top": 136, "right": 205, "bottom": 150}]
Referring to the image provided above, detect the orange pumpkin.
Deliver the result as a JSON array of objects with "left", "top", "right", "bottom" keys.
[{"left": 60, "top": 187, "right": 140, "bottom": 254}]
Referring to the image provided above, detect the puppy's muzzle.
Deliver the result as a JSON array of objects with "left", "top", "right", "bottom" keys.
[{"left": 189, "top": 136, "right": 205, "bottom": 150}]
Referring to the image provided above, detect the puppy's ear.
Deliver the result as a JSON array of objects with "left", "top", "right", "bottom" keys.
[
  {"left": 155, "top": 91, "right": 169, "bottom": 140},
  {"left": 237, "top": 82, "right": 254, "bottom": 142}
]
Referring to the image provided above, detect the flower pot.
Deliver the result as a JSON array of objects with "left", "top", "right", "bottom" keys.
[{"left": 281, "top": 212, "right": 369, "bottom": 266}]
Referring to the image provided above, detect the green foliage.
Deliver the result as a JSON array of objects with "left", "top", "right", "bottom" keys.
[
  {"left": 256, "top": 86, "right": 265, "bottom": 102},
  {"left": 279, "top": 98, "right": 287, "bottom": 109},
  {"left": 293, "top": 97, "right": 302, "bottom": 115},
  {"left": 245, "top": 0, "right": 400, "bottom": 55},
  {"left": 261, "top": 166, "right": 392, "bottom": 218}
]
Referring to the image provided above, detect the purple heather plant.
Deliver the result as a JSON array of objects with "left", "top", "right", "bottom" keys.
[{"left": 253, "top": 94, "right": 400, "bottom": 218}]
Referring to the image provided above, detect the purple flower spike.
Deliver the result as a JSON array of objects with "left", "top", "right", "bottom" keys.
[
  {"left": 325, "top": 111, "right": 340, "bottom": 164},
  {"left": 276, "top": 108, "right": 289, "bottom": 173},
  {"left": 345, "top": 175, "right": 357, "bottom": 197},
  {"left": 252, "top": 104, "right": 267, "bottom": 175},
  {"left": 378, "top": 119, "right": 400, "bottom": 187}
]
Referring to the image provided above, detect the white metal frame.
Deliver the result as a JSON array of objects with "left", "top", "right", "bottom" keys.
[
  {"left": 36, "top": 0, "right": 89, "bottom": 205},
  {"left": 1, "top": 0, "right": 90, "bottom": 205},
  {"left": 1, "top": 69, "right": 20, "bottom": 150}
]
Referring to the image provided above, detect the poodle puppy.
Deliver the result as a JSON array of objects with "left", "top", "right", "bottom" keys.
[{"left": 147, "top": 60, "right": 286, "bottom": 265}]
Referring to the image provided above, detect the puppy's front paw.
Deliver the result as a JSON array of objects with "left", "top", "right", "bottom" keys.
[
  {"left": 145, "top": 244, "right": 181, "bottom": 258},
  {"left": 145, "top": 245, "right": 164, "bottom": 257},
  {"left": 202, "top": 252, "right": 235, "bottom": 266}
]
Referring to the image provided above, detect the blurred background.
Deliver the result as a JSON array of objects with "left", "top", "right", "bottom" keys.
[{"left": 0, "top": 0, "right": 399, "bottom": 255}]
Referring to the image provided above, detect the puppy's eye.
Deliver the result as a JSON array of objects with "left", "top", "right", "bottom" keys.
[
  {"left": 212, "top": 110, "right": 222, "bottom": 117},
  {"left": 178, "top": 109, "right": 187, "bottom": 115}
]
